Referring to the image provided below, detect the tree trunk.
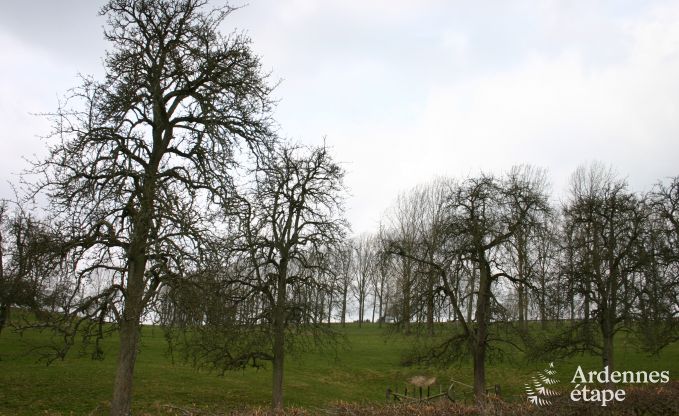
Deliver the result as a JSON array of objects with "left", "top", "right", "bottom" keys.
[
  {"left": 327, "top": 291, "right": 333, "bottom": 325},
  {"left": 377, "top": 287, "right": 384, "bottom": 328},
  {"left": 517, "top": 232, "right": 527, "bottom": 330},
  {"left": 466, "top": 266, "right": 476, "bottom": 324},
  {"left": 472, "top": 338, "right": 486, "bottom": 402},
  {"left": 358, "top": 290, "right": 364, "bottom": 327},
  {"left": 340, "top": 284, "right": 347, "bottom": 327},
  {"left": 602, "top": 326, "right": 614, "bottom": 372},
  {"left": 272, "top": 322, "right": 285, "bottom": 411},
  {"left": 110, "top": 317, "right": 141, "bottom": 415},
  {"left": 0, "top": 303, "right": 9, "bottom": 335},
  {"left": 110, "top": 179, "right": 153, "bottom": 416},
  {"left": 540, "top": 272, "right": 547, "bottom": 329},
  {"left": 318, "top": 291, "right": 325, "bottom": 323},
  {"left": 517, "top": 282, "right": 524, "bottom": 325},
  {"left": 427, "top": 270, "right": 435, "bottom": 336},
  {"left": 472, "top": 260, "right": 491, "bottom": 402},
  {"left": 272, "top": 261, "right": 288, "bottom": 411},
  {"left": 402, "top": 260, "right": 411, "bottom": 334},
  {"left": 371, "top": 292, "right": 376, "bottom": 324}
]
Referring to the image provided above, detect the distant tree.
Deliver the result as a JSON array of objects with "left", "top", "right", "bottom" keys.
[
  {"left": 372, "top": 225, "right": 394, "bottom": 327},
  {"left": 333, "top": 241, "right": 353, "bottom": 326},
  {"left": 352, "top": 234, "right": 376, "bottom": 327},
  {"left": 29, "top": 0, "right": 274, "bottom": 414},
  {"left": 0, "top": 204, "right": 61, "bottom": 335},
  {"left": 415, "top": 178, "right": 449, "bottom": 335},
  {"left": 384, "top": 190, "right": 420, "bottom": 334},
  {"left": 637, "top": 175, "right": 679, "bottom": 352},
  {"left": 545, "top": 164, "right": 645, "bottom": 371},
  {"left": 530, "top": 219, "right": 560, "bottom": 328},
  {"left": 170, "top": 145, "right": 348, "bottom": 411},
  {"left": 503, "top": 166, "right": 551, "bottom": 329}
]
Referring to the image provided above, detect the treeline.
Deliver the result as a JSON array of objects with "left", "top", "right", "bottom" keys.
[
  {"left": 291, "top": 164, "right": 677, "bottom": 401},
  {"left": 156, "top": 163, "right": 679, "bottom": 403}
]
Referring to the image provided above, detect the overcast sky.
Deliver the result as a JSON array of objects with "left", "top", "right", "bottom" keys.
[{"left": 1, "top": 0, "right": 678, "bottom": 235}]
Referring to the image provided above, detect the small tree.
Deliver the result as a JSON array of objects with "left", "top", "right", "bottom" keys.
[{"left": 29, "top": 1, "right": 274, "bottom": 414}]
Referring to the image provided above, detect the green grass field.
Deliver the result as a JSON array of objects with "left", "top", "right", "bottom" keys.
[{"left": 0, "top": 321, "right": 677, "bottom": 415}]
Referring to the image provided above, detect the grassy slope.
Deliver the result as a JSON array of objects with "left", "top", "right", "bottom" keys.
[{"left": 0, "top": 322, "right": 677, "bottom": 415}]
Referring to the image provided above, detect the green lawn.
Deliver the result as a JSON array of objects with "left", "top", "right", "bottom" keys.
[{"left": 0, "top": 322, "right": 677, "bottom": 415}]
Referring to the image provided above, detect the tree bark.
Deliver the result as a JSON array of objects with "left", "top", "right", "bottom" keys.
[
  {"left": 110, "top": 254, "right": 146, "bottom": 416},
  {"left": 327, "top": 291, "right": 333, "bottom": 325},
  {"left": 402, "top": 260, "right": 411, "bottom": 334},
  {"left": 340, "top": 284, "right": 347, "bottom": 327},
  {"left": 272, "top": 260, "right": 288, "bottom": 411},
  {"left": 427, "top": 268, "right": 435, "bottom": 336},
  {"left": 111, "top": 173, "right": 153, "bottom": 415},
  {"left": 358, "top": 290, "right": 364, "bottom": 327},
  {"left": 472, "top": 338, "right": 486, "bottom": 402},
  {"left": 272, "top": 322, "right": 285, "bottom": 411},
  {"left": 466, "top": 266, "right": 476, "bottom": 324},
  {"left": 110, "top": 316, "right": 141, "bottom": 415},
  {"left": 0, "top": 303, "right": 9, "bottom": 335},
  {"left": 602, "top": 323, "right": 614, "bottom": 372},
  {"left": 472, "top": 260, "right": 491, "bottom": 402}
]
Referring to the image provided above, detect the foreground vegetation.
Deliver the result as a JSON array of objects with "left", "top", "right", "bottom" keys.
[{"left": 1, "top": 322, "right": 677, "bottom": 415}]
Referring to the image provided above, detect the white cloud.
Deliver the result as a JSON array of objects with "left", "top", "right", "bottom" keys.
[
  {"left": 323, "top": 1, "right": 679, "bottom": 233},
  {"left": 0, "top": 30, "right": 70, "bottom": 196}
]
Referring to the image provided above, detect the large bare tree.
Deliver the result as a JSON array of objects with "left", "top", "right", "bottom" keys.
[{"left": 30, "top": 1, "right": 274, "bottom": 414}]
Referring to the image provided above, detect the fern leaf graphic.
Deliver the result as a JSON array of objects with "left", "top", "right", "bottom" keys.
[{"left": 525, "top": 363, "right": 561, "bottom": 406}]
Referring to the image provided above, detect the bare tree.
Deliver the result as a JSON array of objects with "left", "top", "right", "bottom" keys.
[
  {"left": 384, "top": 190, "right": 420, "bottom": 334},
  {"left": 503, "top": 166, "right": 551, "bottom": 329},
  {"left": 333, "top": 241, "right": 353, "bottom": 326},
  {"left": 28, "top": 1, "right": 274, "bottom": 414},
  {"left": 386, "top": 171, "right": 549, "bottom": 401},
  {"left": 231, "top": 144, "right": 347, "bottom": 410},
  {"left": 545, "top": 164, "right": 645, "bottom": 372},
  {"left": 352, "top": 233, "right": 376, "bottom": 326},
  {"left": 636, "top": 176, "right": 679, "bottom": 352},
  {"left": 373, "top": 225, "right": 394, "bottom": 327},
  {"left": 170, "top": 145, "right": 347, "bottom": 411},
  {"left": 417, "top": 178, "right": 449, "bottom": 335}
]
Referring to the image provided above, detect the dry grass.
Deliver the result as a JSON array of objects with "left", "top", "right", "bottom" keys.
[{"left": 134, "top": 383, "right": 679, "bottom": 415}]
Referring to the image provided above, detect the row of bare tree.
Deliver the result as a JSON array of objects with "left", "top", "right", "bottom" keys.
[{"left": 303, "top": 164, "right": 677, "bottom": 401}]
